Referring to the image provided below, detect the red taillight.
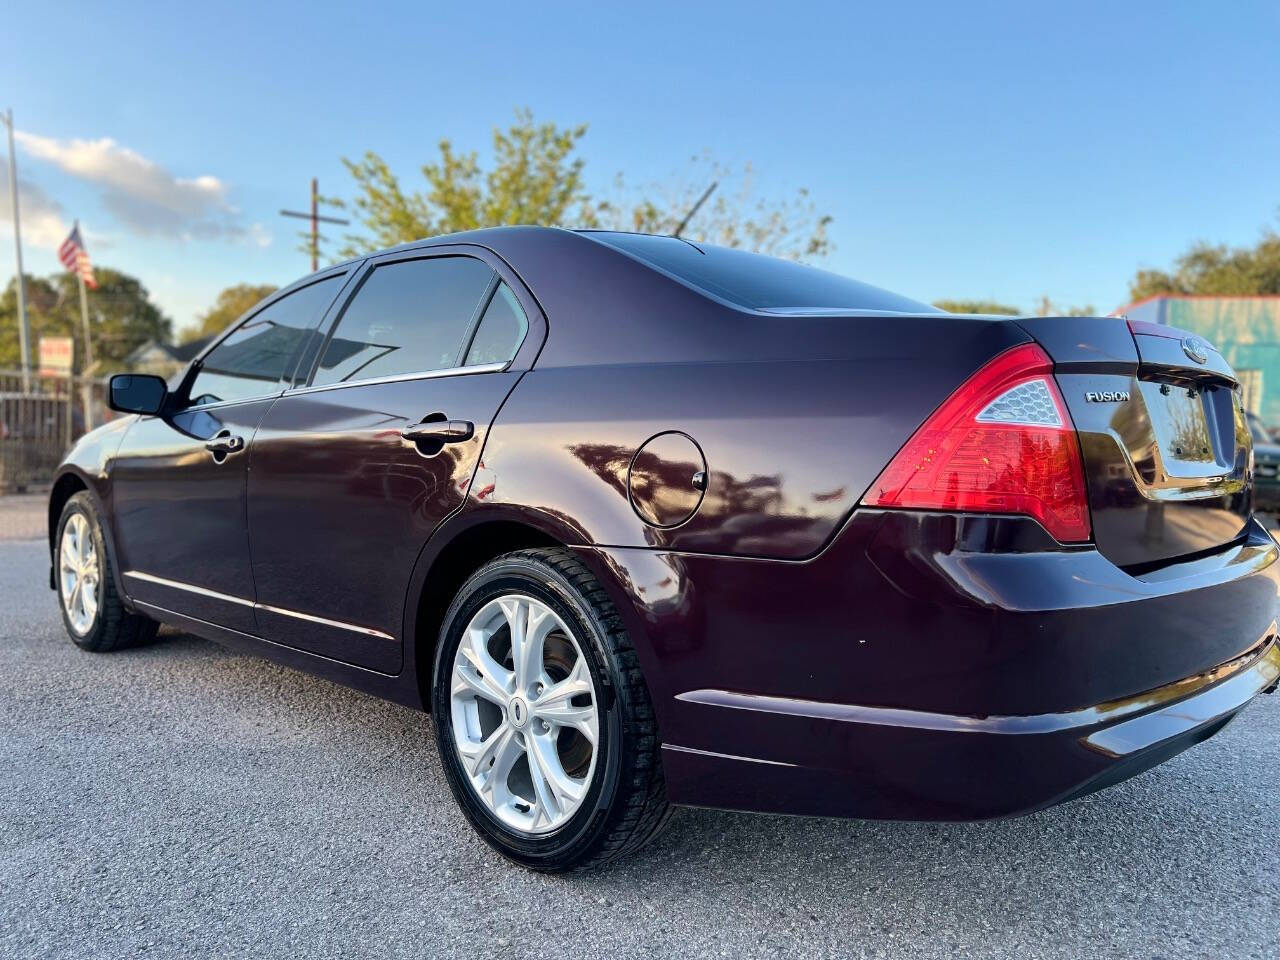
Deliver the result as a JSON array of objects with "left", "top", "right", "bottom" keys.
[{"left": 862, "top": 342, "right": 1092, "bottom": 542}]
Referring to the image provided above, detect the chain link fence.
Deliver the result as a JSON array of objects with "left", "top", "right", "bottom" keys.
[{"left": 0, "top": 370, "right": 110, "bottom": 493}]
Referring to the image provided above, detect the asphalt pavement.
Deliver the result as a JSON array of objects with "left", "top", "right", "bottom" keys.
[{"left": 2, "top": 512, "right": 1278, "bottom": 959}]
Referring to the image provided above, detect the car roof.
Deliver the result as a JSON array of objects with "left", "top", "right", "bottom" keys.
[{"left": 275, "top": 225, "right": 954, "bottom": 370}]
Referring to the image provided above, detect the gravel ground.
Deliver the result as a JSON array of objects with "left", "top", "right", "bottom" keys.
[{"left": 1, "top": 530, "right": 1278, "bottom": 959}]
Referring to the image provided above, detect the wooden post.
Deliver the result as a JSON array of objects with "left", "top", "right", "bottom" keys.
[
  {"left": 280, "top": 180, "right": 346, "bottom": 273},
  {"left": 310, "top": 177, "right": 318, "bottom": 272},
  {"left": 65, "top": 368, "right": 73, "bottom": 451}
]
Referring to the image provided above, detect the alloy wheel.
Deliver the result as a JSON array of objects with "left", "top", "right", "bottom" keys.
[
  {"left": 449, "top": 594, "right": 600, "bottom": 835},
  {"left": 59, "top": 513, "right": 101, "bottom": 636}
]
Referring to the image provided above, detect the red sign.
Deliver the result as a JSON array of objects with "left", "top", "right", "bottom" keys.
[{"left": 39, "top": 336, "right": 74, "bottom": 377}]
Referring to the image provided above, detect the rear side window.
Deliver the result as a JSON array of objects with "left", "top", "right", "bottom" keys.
[
  {"left": 187, "top": 275, "right": 343, "bottom": 408},
  {"left": 587, "top": 232, "right": 938, "bottom": 314},
  {"left": 313, "top": 256, "right": 494, "bottom": 386},
  {"left": 465, "top": 282, "right": 528, "bottom": 366}
]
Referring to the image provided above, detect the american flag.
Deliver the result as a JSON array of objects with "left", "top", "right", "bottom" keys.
[{"left": 57, "top": 224, "right": 97, "bottom": 290}]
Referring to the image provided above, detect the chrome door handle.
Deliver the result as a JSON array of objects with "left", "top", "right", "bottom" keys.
[
  {"left": 205, "top": 434, "right": 245, "bottom": 454},
  {"left": 401, "top": 419, "right": 474, "bottom": 444}
]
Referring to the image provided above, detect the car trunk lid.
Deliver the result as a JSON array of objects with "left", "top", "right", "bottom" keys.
[{"left": 1016, "top": 315, "right": 1252, "bottom": 568}]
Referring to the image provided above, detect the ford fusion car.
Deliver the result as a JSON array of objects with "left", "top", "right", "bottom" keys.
[{"left": 48, "top": 227, "right": 1280, "bottom": 871}]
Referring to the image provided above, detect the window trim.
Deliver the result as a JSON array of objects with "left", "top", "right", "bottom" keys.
[
  {"left": 179, "top": 268, "right": 354, "bottom": 412},
  {"left": 294, "top": 246, "right": 537, "bottom": 394},
  {"left": 284, "top": 360, "right": 510, "bottom": 398},
  {"left": 459, "top": 279, "right": 530, "bottom": 369},
  {"left": 455, "top": 273, "right": 501, "bottom": 368}
]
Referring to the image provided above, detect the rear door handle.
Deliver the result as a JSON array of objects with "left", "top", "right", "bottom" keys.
[
  {"left": 401, "top": 419, "right": 474, "bottom": 444},
  {"left": 205, "top": 434, "right": 245, "bottom": 454}
]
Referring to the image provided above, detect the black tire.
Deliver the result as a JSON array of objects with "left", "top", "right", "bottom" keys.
[
  {"left": 432, "top": 547, "right": 672, "bottom": 871},
  {"left": 54, "top": 492, "right": 158, "bottom": 652}
]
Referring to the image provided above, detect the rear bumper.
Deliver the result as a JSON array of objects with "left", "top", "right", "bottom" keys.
[
  {"left": 662, "top": 630, "right": 1277, "bottom": 820},
  {"left": 583, "top": 510, "right": 1280, "bottom": 821}
]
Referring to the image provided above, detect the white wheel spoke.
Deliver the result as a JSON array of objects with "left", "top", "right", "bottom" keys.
[
  {"left": 457, "top": 627, "right": 513, "bottom": 704},
  {"left": 535, "top": 702, "right": 597, "bottom": 746},
  {"left": 81, "top": 582, "right": 98, "bottom": 621},
  {"left": 507, "top": 597, "right": 558, "bottom": 692},
  {"left": 533, "top": 658, "right": 597, "bottom": 745},
  {"left": 529, "top": 732, "right": 585, "bottom": 810},
  {"left": 60, "top": 535, "right": 79, "bottom": 574},
  {"left": 525, "top": 736, "right": 561, "bottom": 823},
  {"left": 482, "top": 729, "right": 525, "bottom": 803},
  {"left": 458, "top": 721, "right": 515, "bottom": 779}
]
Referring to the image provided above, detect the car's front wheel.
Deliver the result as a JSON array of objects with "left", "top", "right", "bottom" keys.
[
  {"left": 432, "top": 547, "right": 671, "bottom": 871},
  {"left": 55, "top": 491, "right": 157, "bottom": 652}
]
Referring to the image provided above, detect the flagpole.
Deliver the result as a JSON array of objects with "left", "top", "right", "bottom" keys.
[
  {"left": 2, "top": 108, "right": 31, "bottom": 393},
  {"left": 74, "top": 221, "right": 94, "bottom": 430}
]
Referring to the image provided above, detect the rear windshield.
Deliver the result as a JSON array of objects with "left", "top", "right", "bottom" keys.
[{"left": 585, "top": 231, "right": 938, "bottom": 314}]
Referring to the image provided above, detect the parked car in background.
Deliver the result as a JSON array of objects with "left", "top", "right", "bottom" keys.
[
  {"left": 1247, "top": 411, "right": 1280, "bottom": 512},
  {"left": 46, "top": 227, "right": 1280, "bottom": 871}
]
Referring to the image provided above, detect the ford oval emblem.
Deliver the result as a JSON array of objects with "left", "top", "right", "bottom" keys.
[{"left": 1181, "top": 336, "right": 1209, "bottom": 364}]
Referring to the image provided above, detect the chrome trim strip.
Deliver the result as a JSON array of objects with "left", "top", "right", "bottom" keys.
[
  {"left": 1086, "top": 641, "right": 1280, "bottom": 757},
  {"left": 123, "top": 570, "right": 255, "bottom": 607},
  {"left": 286, "top": 361, "right": 509, "bottom": 397},
  {"left": 130, "top": 600, "right": 398, "bottom": 678},
  {"left": 256, "top": 603, "right": 395, "bottom": 641},
  {"left": 123, "top": 570, "right": 395, "bottom": 641},
  {"left": 661, "top": 743, "right": 797, "bottom": 768},
  {"left": 185, "top": 389, "right": 285, "bottom": 413},
  {"left": 676, "top": 628, "right": 1278, "bottom": 737}
]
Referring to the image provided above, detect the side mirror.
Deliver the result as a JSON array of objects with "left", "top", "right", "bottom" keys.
[{"left": 108, "top": 374, "right": 167, "bottom": 415}]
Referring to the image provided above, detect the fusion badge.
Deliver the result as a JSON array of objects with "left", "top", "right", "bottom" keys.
[{"left": 1085, "top": 390, "right": 1130, "bottom": 403}]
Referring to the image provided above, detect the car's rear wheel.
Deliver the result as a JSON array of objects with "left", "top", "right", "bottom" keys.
[
  {"left": 432, "top": 547, "right": 671, "bottom": 871},
  {"left": 56, "top": 492, "right": 158, "bottom": 652}
]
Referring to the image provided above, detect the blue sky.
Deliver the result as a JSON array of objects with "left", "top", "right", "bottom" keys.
[{"left": 2, "top": 1, "right": 1277, "bottom": 334}]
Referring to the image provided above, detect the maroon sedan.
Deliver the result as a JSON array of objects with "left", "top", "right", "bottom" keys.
[{"left": 49, "top": 228, "right": 1280, "bottom": 870}]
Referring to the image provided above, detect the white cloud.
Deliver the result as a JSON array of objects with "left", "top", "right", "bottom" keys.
[
  {"left": 15, "top": 130, "right": 261, "bottom": 244},
  {"left": 246, "top": 222, "right": 273, "bottom": 248},
  {"left": 0, "top": 178, "right": 69, "bottom": 249}
]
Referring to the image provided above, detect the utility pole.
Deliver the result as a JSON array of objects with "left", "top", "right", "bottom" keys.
[
  {"left": 2, "top": 108, "right": 31, "bottom": 392},
  {"left": 281, "top": 178, "right": 348, "bottom": 272},
  {"left": 74, "top": 220, "right": 94, "bottom": 430}
]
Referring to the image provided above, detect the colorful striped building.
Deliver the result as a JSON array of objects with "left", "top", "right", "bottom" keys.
[{"left": 1121, "top": 296, "right": 1280, "bottom": 425}]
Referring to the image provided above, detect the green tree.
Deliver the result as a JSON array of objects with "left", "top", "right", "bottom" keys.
[
  {"left": 1129, "top": 221, "right": 1280, "bottom": 301},
  {"left": 933, "top": 299, "right": 1021, "bottom": 315},
  {"left": 185, "top": 283, "right": 278, "bottom": 342},
  {"left": 332, "top": 110, "right": 831, "bottom": 262},
  {"left": 335, "top": 110, "right": 592, "bottom": 255},
  {"left": 593, "top": 153, "right": 831, "bottom": 260},
  {"left": 0, "top": 268, "right": 171, "bottom": 374}
]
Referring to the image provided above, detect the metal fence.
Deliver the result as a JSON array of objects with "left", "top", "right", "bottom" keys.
[{"left": 0, "top": 370, "right": 110, "bottom": 492}]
